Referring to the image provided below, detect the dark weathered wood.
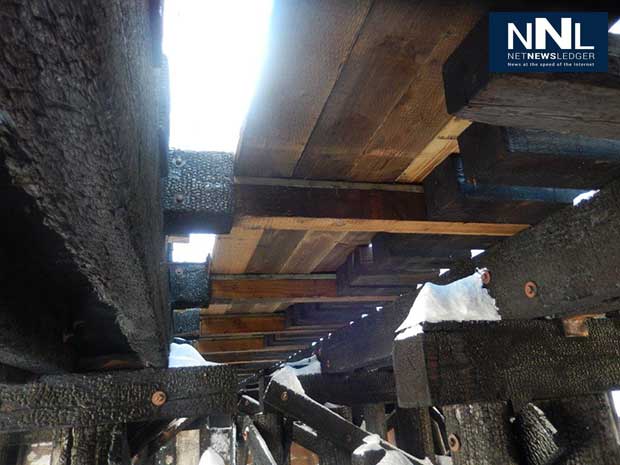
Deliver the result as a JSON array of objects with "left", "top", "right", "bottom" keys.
[
  {"left": 287, "top": 303, "right": 381, "bottom": 327},
  {"left": 361, "top": 404, "right": 387, "bottom": 439},
  {"left": 201, "top": 314, "right": 339, "bottom": 338},
  {"left": 459, "top": 123, "right": 620, "bottom": 189},
  {"left": 444, "top": 19, "right": 620, "bottom": 139},
  {"left": 319, "top": 294, "right": 416, "bottom": 373},
  {"left": 51, "top": 429, "right": 72, "bottom": 465},
  {"left": 173, "top": 309, "right": 201, "bottom": 338},
  {"left": 298, "top": 371, "right": 397, "bottom": 405},
  {"left": 424, "top": 155, "right": 574, "bottom": 224},
  {"left": 474, "top": 174, "right": 620, "bottom": 319},
  {"left": 535, "top": 394, "right": 620, "bottom": 464},
  {"left": 234, "top": 184, "right": 527, "bottom": 236},
  {"left": 292, "top": 422, "right": 351, "bottom": 465},
  {"left": 239, "top": 396, "right": 262, "bottom": 416},
  {"left": 0, "top": 366, "right": 236, "bottom": 432},
  {"left": 154, "top": 437, "right": 176, "bottom": 465},
  {"left": 514, "top": 403, "right": 562, "bottom": 465},
  {"left": 242, "top": 417, "right": 278, "bottom": 465},
  {"left": 0, "top": 0, "right": 169, "bottom": 368},
  {"left": 393, "top": 409, "right": 435, "bottom": 460},
  {"left": 443, "top": 402, "right": 520, "bottom": 465},
  {"left": 252, "top": 414, "right": 287, "bottom": 465},
  {"left": 393, "top": 319, "right": 620, "bottom": 408}
]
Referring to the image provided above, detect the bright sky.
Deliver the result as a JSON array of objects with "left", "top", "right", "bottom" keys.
[
  {"left": 164, "top": 0, "right": 273, "bottom": 262},
  {"left": 163, "top": 0, "right": 273, "bottom": 152}
]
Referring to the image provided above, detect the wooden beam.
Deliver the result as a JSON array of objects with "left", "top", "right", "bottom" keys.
[
  {"left": 197, "top": 338, "right": 306, "bottom": 355},
  {"left": 210, "top": 275, "right": 399, "bottom": 304},
  {"left": 297, "top": 371, "right": 397, "bottom": 406},
  {"left": 241, "top": 417, "right": 278, "bottom": 465},
  {"left": 211, "top": 227, "right": 264, "bottom": 274},
  {"left": 444, "top": 21, "right": 620, "bottom": 139},
  {"left": 0, "top": 366, "right": 236, "bottom": 432},
  {"left": 201, "top": 314, "right": 338, "bottom": 337},
  {"left": 235, "top": 0, "right": 373, "bottom": 177},
  {"left": 234, "top": 184, "right": 527, "bottom": 236},
  {"left": 458, "top": 123, "right": 620, "bottom": 189},
  {"left": 393, "top": 319, "right": 620, "bottom": 409},
  {"left": 235, "top": 177, "right": 424, "bottom": 193}
]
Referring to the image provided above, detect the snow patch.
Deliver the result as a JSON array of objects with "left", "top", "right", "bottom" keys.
[
  {"left": 199, "top": 448, "right": 225, "bottom": 465},
  {"left": 285, "top": 354, "right": 322, "bottom": 376},
  {"left": 169, "top": 343, "right": 220, "bottom": 367},
  {"left": 395, "top": 270, "right": 500, "bottom": 340},
  {"left": 270, "top": 366, "right": 305, "bottom": 395}
]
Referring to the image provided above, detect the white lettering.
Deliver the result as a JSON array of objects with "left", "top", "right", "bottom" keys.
[
  {"left": 535, "top": 17, "right": 572, "bottom": 49},
  {"left": 508, "top": 22, "right": 532, "bottom": 49}
]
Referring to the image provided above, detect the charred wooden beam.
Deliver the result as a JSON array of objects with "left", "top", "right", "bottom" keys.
[
  {"left": 391, "top": 409, "right": 435, "bottom": 460},
  {"left": 286, "top": 303, "right": 381, "bottom": 327},
  {"left": 292, "top": 421, "right": 351, "bottom": 465},
  {"left": 472, "top": 174, "right": 620, "bottom": 319},
  {"left": 424, "top": 155, "right": 578, "bottom": 224},
  {"left": 239, "top": 396, "right": 262, "bottom": 416},
  {"left": 234, "top": 184, "right": 527, "bottom": 236},
  {"left": 197, "top": 337, "right": 306, "bottom": 355},
  {"left": 393, "top": 319, "right": 620, "bottom": 408},
  {"left": 361, "top": 404, "right": 386, "bottom": 439},
  {"left": 242, "top": 417, "right": 279, "bottom": 465},
  {"left": 163, "top": 150, "right": 234, "bottom": 235},
  {"left": 444, "top": 19, "right": 620, "bottom": 139},
  {"left": 318, "top": 294, "right": 416, "bottom": 373},
  {"left": 169, "top": 262, "right": 210, "bottom": 309},
  {"left": 459, "top": 123, "right": 620, "bottom": 189},
  {"left": 173, "top": 309, "right": 201, "bottom": 338},
  {"left": 297, "top": 371, "right": 397, "bottom": 406},
  {"left": 0, "top": 0, "right": 169, "bottom": 368},
  {"left": 443, "top": 402, "right": 520, "bottom": 465},
  {"left": 0, "top": 366, "right": 236, "bottom": 432}
]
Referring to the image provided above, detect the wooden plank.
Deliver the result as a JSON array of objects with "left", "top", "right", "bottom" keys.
[
  {"left": 444, "top": 22, "right": 620, "bottom": 139},
  {"left": 297, "top": 371, "right": 397, "bottom": 405},
  {"left": 0, "top": 366, "right": 236, "bottom": 432},
  {"left": 458, "top": 123, "right": 620, "bottom": 189},
  {"left": 242, "top": 417, "right": 278, "bottom": 465},
  {"left": 200, "top": 315, "right": 339, "bottom": 337},
  {"left": 210, "top": 276, "right": 399, "bottom": 304},
  {"left": 393, "top": 319, "right": 620, "bottom": 408},
  {"left": 294, "top": 2, "right": 482, "bottom": 181},
  {"left": 246, "top": 230, "right": 308, "bottom": 274},
  {"left": 314, "top": 232, "right": 375, "bottom": 272},
  {"left": 211, "top": 227, "right": 264, "bottom": 274},
  {"left": 395, "top": 117, "right": 471, "bottom": 183},
  {"left": 235, "top": 177, "right": 424, "bottom": 193},
  {"left": 197, "top": 339, "right": 306, "bottom": 355},
  {"left": 235, "top": 0, "right": 373, "bottom": 177},
  {"left": 280, "top": 231, "right": 349, "bottom": 273}
]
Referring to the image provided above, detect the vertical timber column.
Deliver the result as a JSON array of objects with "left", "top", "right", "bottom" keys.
[
  {"left": 362, "top": 404, "right": 387, "bottom": 439},
  {"left": 253, "top": 414, "right": 288, "bottom": 465},
  {"left": 443, "top": 402, "right": 521, "bottom": 465},
  {"left": 320, "top": 406, "right": 353, "bottom": 465},
  {"left": 393, "top": 408, "right": 435, "bottom": 459}
]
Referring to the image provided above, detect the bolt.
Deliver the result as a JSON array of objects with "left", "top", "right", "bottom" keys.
[
  {"left": 174, "top": 158, "right": 183, "bottom": 167},
  {"left": 280, "top": 391, "right": 289, "bottom": 402},
  {"left": 448, "top": 433, "right": 461, "bottom": 452},
  {"left": 480, "top": 270, "right": 491, "bottom": 285},
  {"left": 243, "top": 428, "right": 249, "bottom": 442},
  {"left": 524, "top": 281, "right": 538, "bottom": 298},
  {"left": 151, "top": 390, "right": 167, "bottom": 407},
  {"left": 175, "top": 194, "right": 184, "bottom": 204},
  {"left": 175, "top": 268, "right": 183, "bottom": 275}
]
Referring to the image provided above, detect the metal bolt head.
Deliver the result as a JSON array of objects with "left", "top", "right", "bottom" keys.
[
  {"left": 175, "top": 194, "right": 184, "bottom": 204},
  {"left": 480, "top": 270, "right": 491, "bottom": 285},
  {"left": 448, "top": 433, "right": 461, "bottom": 452},
  {"left": 280, "top": 390, "right": 289, "bottom": 402},
  {"left": 524, "top": 281, "right": 538, "bottom": 298},
  {"left": 151, "top": 390, "right": 167, "bottom": 407},
  {"left": 243, "top": 428, "right": 249, "bottom": 442}
]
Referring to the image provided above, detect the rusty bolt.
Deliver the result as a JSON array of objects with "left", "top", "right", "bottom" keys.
[
  {"left": 280, "top": 391, "right": 289, "bottom": 402},
  {"left": 151, "top": 390, "right": 167, "bottom": 407},
  {"left": 448, "top": 433, "right": 461, "bottom": 452},
  {"left": 524, "top": 281, "right": 538, "bottom": 298},
  {"left": 243, "top": 428, "right": 249, "bottom": 442},
  {"left": 480, "top": 270, "right": 491, "bottom": 285}
]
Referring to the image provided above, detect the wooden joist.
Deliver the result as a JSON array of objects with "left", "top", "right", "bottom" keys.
[
  {"left": 200, "top": 314, "right": 338, "bottom": 337},
  {"left": 196, "top": 337, "right": 306, "bottom": 355},
  {"left": 234, "top": 183, "right": 528, "bottom": 236},
  {"left": 393, "top": 319, "right": 620, "bottom": 409},
  {"left": 210, "top": 275, "right": 399, "bottom": 304},
  {"left": 444, "top": 21, "right": 620, "bottom": 139},
  {"left": 0, "top": 366, "right": 236, "bottom": 432},
  {"left": 297, "top": 371, "right": 397, "bottom": 406},
  {"left": 458, "top": 123, "right": 620, "bottom": 189}
]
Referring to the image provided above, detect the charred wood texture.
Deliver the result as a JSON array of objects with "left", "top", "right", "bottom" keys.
[
  {"left": 392, "top": 409, "right": 435, "bottom": 460},
  {"left": 242, "top": 417, "right": 278, "bottom": 465},
  {"left": 393, "top": 319, "right": 620, "bottom": 408},
  {"left": 298, "top": 371, "right": 396, "bottom": 405},
  {"left": 444, "top": 18, "right": 620, "bottom": 139},
  {"left": 0, "top": 366, "right": 236, "bottom": 432},
  {"left": 458, "top": 123, "right": 620, "bottom": 189},
  {"left": 253, "top": 413, "right": 288, "bottom": 465},
  {"left": 0, "top": 0, "right": 169, "bottom": 368},
  {"left": 443, "top": 402, "right": 520, "bottom": 465},
  {"left": 169, "top": 262, "right": 211, "bottom": 309}
]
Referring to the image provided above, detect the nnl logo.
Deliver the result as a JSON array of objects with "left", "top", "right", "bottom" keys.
[
  {"left": 508, "top": 18, "right": 593, "bottom": 50},
  {"left": 489, "top": 12, "right": 608, "bottom": 72}
]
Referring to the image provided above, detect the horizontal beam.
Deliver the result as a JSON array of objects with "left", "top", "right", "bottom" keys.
[
  {"left": 444, "top": 21, "right": 620, "bottom": 139},
  {"left": 210, "top": 276, "right": 399, "bottom": 304},
  {"left": 393, "top": 319, "right": 620, "bottom": 408},
  {"left": 201, "top": 314, "right": 338, "bottom": 337},
  {"left": 234, "top": 184, "right": 527, "bottom": 236},
  {"left": 298, "top": 371, "right": 396, "bottom": 405},
  {"left": 0, "top": 366, "right": 236, "bottom": 432},
  {"left": 234, "top": 176, "right": 424, "bottom": 193},
  {"left": 196, "top": 338, "right": 306, "bottom": 355}
]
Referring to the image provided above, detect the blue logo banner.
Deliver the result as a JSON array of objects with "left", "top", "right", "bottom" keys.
[{"left": 489, "top": 12, "right": 608, "bottom": 72}]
